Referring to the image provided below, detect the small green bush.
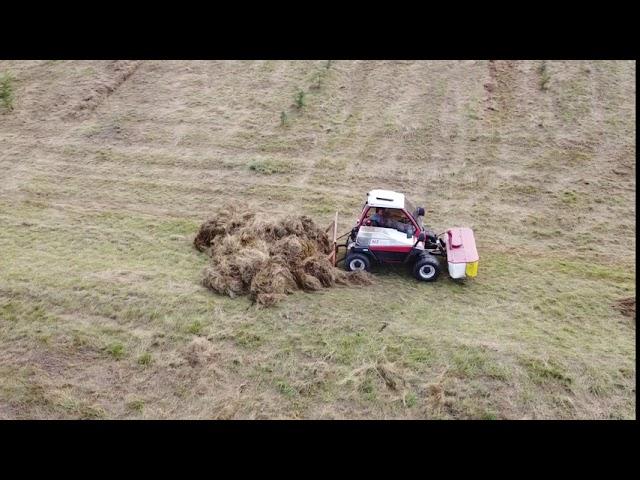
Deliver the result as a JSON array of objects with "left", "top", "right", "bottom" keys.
[{"left": 295, "top": 89, "right": 306, "bottom": 109}]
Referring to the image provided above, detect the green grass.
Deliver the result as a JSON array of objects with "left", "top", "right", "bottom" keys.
[
  {"left": 106, "top": 343, "right": 125, "bottom": 359},
  {"left": 404, "top": 391, "right": 417, "bottom": 408},
  {"left": 538, "top": 61, "right": 550, "bottom": 91},
  {"left": 186, "top": 321, "right": 203, "bottom": 335},
  {"left": 234, "top": 329, "right": 263, "bottom": 348},
  {"left": 521, "top": 358, "right": 572, "bottom": 387},
  {"left": 481, "top": 410, "right": 498, "bottom": 420},
  {"left": 0, "top": 72, "right": 14, "bottom": 111},
  {"left": 276, "top": 380, "right": 297, "bottom": 398},
  {"left": 561, "top": 190, "right": 578, "bottom": 204},
  {"left": 127, "top": 399, "right": 145, "bottom": 412},
  {"left": 58, "top": 396, "right": 106, "bottom": 418},
  {"left": 1, "top": 188, "right": 633, "bottom": 420},
  {"left": 137, "top": 352, "right": 152, "bottom": 366},
  {"left": 294, "top": 89, "right": 306, "bottom": 109},
  {"left": 248, "top": 158, "right": 294, "bottom": 175}
]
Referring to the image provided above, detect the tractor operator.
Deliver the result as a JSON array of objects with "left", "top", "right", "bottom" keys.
[
  {"left": 368, "top": 207, "right": 437, "bottom": 243},
  {"left": 369, "top": 208, "right": 389, "bottom": 227},
  {"left": 370, "top": 208, "right": 414, "bottom": 235}
]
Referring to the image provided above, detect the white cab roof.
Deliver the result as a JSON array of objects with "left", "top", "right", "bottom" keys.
[{"left": 366, "top": 189, "right": 405, "bottom": 209}]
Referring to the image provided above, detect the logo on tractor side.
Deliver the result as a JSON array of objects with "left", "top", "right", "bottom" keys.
[{"left": 369, "top": 239, "right": 390, "bottom": 246}]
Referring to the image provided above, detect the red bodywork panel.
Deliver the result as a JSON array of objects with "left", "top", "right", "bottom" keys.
[
  {"left": 445, "top": 228, "right": 479, "bottom": 264},
  {"left": 368, "top": 245, "right": 413, "bottom": 253}
]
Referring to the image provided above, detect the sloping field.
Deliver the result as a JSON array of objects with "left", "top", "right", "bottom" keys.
[{"left": 0, "top": 60, "right": 635, "bottom": 419}]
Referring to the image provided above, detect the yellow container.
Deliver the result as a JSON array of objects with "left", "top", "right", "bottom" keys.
[{"left": 465, "top": 261, "right": 478, "bottom": 278}]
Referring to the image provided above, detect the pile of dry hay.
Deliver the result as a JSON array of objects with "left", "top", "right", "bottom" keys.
[{"left": 194, "top": 205, "right": 373, "bottom": 307}]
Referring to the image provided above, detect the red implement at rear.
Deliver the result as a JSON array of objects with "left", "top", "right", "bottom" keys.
[{"left": 446, "top": 227, "right": 479, "bottom": 264}]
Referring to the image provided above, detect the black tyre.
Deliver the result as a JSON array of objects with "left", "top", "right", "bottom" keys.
[
  {"left": 345, "top": 253, "right": 371, "bottom": 272},
  {"left": 413, "top": 254, "right": 441, "bottom": 282}
]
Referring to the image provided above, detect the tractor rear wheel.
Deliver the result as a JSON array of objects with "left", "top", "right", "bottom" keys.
[
  {"left": 413, "top": 255, "right": 440, "bottom": 282},
  {"left": 345, "top": 253, "right": 371, "bottom": 272}
]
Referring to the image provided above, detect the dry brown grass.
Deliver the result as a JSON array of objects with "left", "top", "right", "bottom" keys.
[
  {"left": 0, "top": 60, "right": 635, "bottom": 419},
  {"left": 195, "top": 205, "right": 372, "bottom": 306}
]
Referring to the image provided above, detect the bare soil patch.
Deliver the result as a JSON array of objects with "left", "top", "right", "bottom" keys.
[{"left": 614, "top": 297, "right": 635, "bottom": 321}]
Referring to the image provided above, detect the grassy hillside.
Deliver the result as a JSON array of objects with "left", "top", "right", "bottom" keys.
[{"left": 0, "top": 60, "right": 635, "bottom": 419}]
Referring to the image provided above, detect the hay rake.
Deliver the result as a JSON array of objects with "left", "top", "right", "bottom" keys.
[{"left": 325, "top": 211, "right": 351, "bottom": 267}]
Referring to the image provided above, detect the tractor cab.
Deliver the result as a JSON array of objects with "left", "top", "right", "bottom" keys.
[{"left": 352, "top": 190, "right": 425, "bottom": 264}]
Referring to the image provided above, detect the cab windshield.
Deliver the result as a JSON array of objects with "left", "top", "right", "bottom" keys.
[{"left": 404, "top": 197, "right": 416, "bottom": 216}]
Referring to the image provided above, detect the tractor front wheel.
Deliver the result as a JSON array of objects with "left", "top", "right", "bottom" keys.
[
  {"left": 413, "top": 255, "right": 441, "bottom": 282},
  {"left": 345, "top": 253, "right": 371, "bottom": 272}
]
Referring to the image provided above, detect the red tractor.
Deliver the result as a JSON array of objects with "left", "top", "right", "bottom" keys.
[{"left": 328, "top": 190, "right": 479, "bottom": 282}]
